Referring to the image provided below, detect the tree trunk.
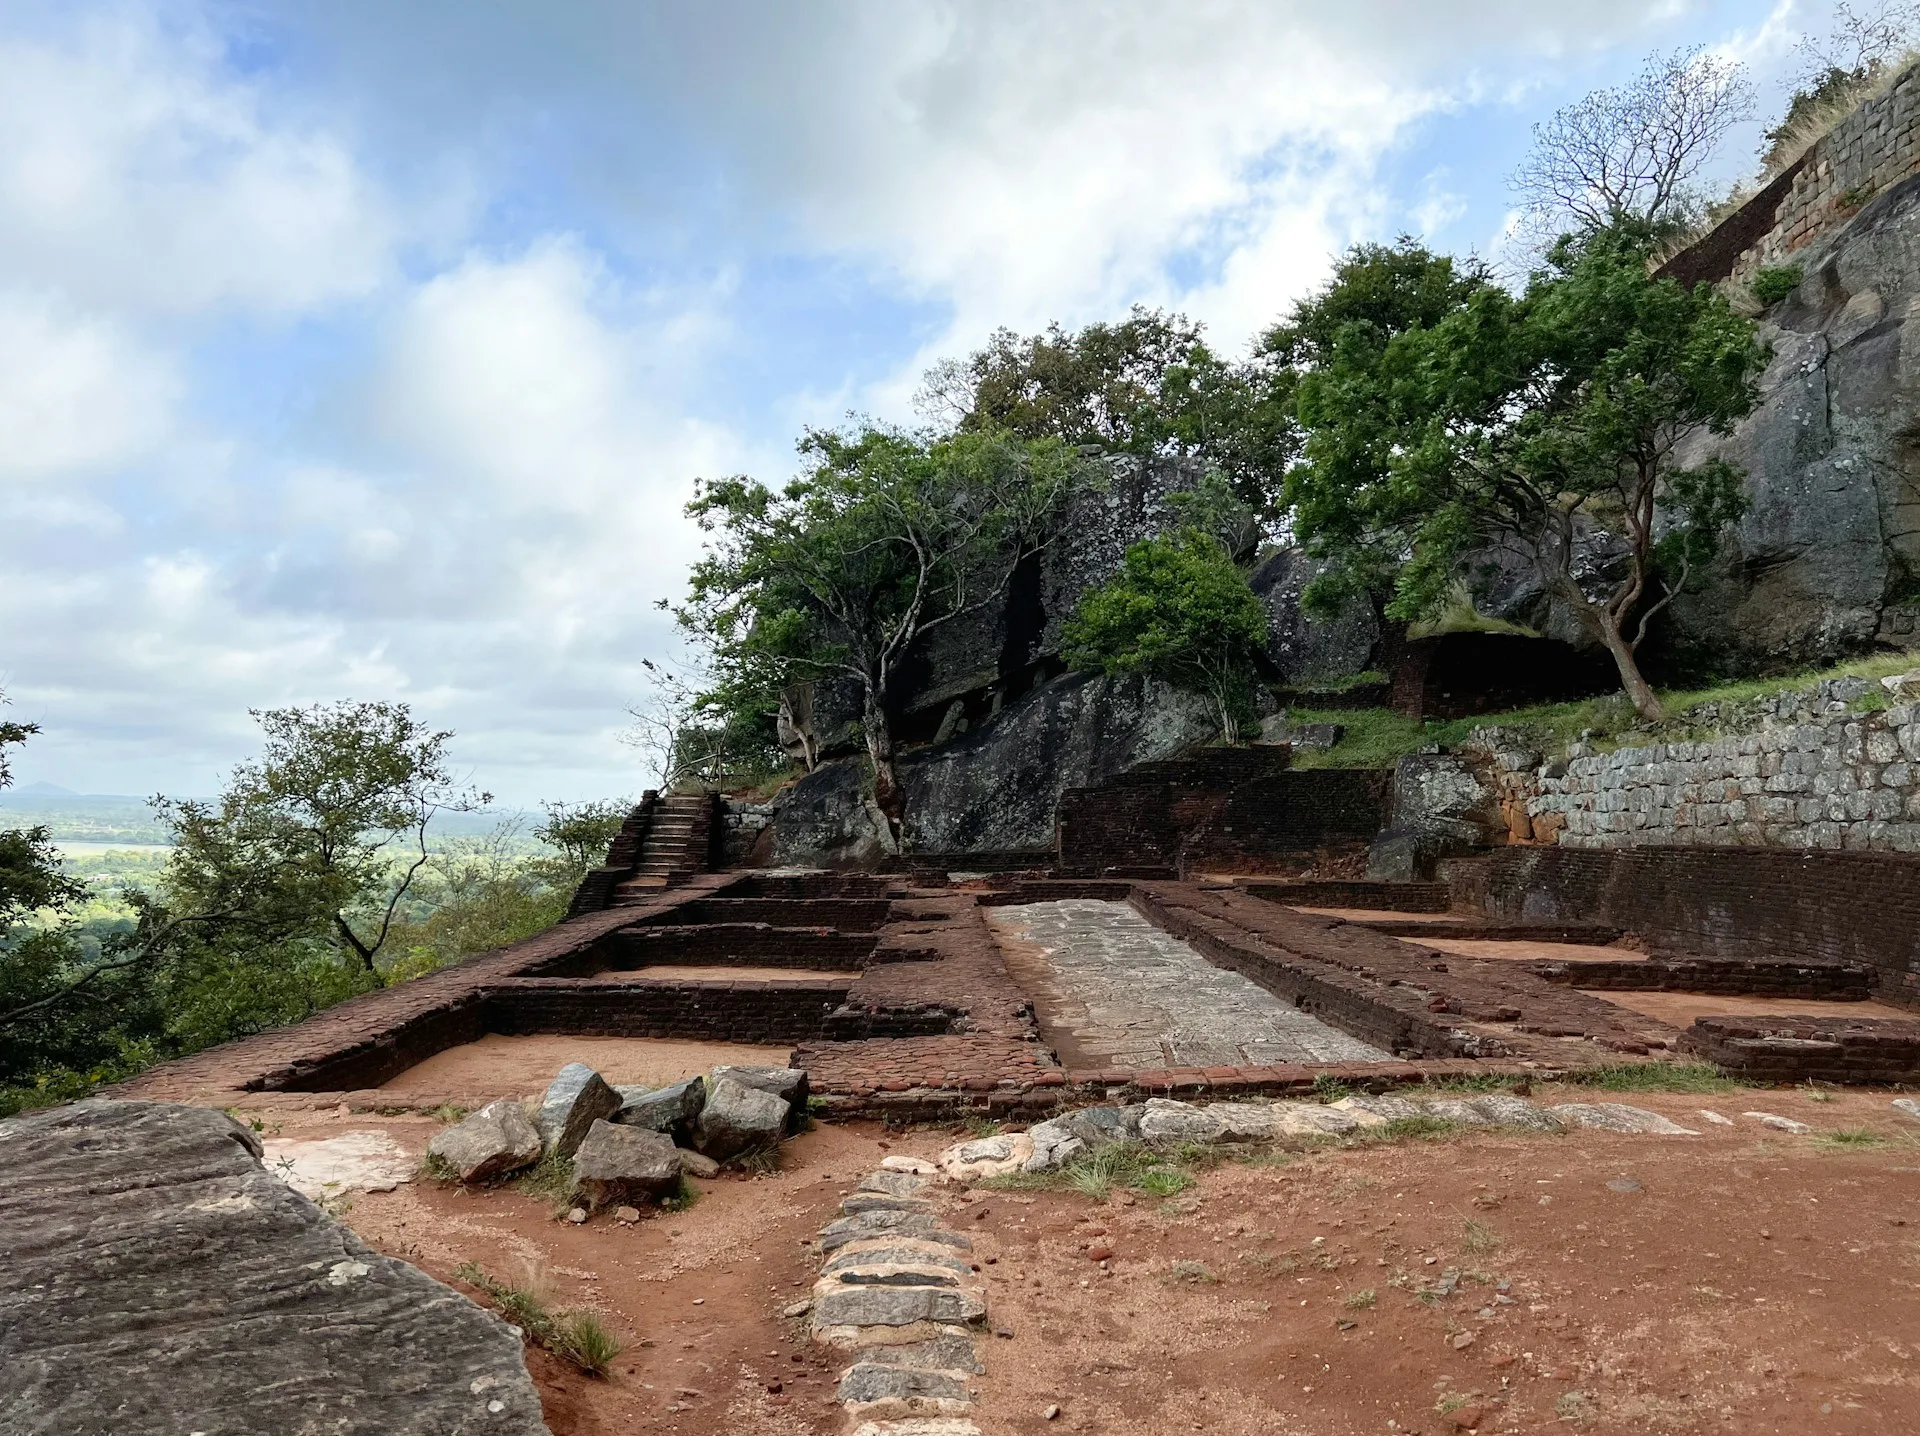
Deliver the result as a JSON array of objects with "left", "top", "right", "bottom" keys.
[
  {"left": 1593, "top": 612, "right": 1664, "bottom": 722},
  {"left": 862, "top": 690, "right": 905, "bottom": 850}
]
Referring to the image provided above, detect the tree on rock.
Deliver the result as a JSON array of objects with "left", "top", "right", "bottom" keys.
[
  {"left": 1288, "top": 224, "right": 1767, "bottom": 722},
  {"left": 1065, "top": 530, "right": 1269, "bottom": 743},
  {"left": 679, "top": 425, "right": 1084, "bottom": 846}
]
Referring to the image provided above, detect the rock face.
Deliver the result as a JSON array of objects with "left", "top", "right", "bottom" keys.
[
  {"left": 1669, "top": 172, "right": 1920, "bottom": 668},
  {"left": 534, "top": 1062, "right": 621, "bottom": 1158},
  {"left": 569, "top": 1120, "right": 684, "bottom": 1209},
  {"left": 426, "top": 1099, "right": 541, "bottom": 1183},
  {"left": 693, "top": 1074, "right": 791, "bottom": 1160},
  {"left": 768, "top": 670, "right": 1216, "bottom": 862},
  {"left": 1248, "top": 547, "right": 1380, "bottom": 685},
  {"left": 1368, "top": 752, "right": 1502, "bottom": 879},
  {"left": 0, "top": 1099, "right": 548, "bottom": 1436}
]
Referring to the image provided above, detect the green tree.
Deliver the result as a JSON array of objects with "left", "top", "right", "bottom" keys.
[
  {"left": 154, "top": 701, "right": 486, "bottom": 1000},
  {"left": 922, "top": 306, "right": 1290, "bottom": 517},
  {"left": 1288, "top": 224, "right": 1766, "bottom": 721},
  {"left": 1064, "top": 530, "right": 1269, "bottom": 743},
  {"left": 679, "top": 425, "right": 1085, "bottom": 844}
]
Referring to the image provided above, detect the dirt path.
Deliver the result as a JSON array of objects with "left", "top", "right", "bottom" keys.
[{"left": 245, "top": 1083, "right": 1920, "bottom": 1436}]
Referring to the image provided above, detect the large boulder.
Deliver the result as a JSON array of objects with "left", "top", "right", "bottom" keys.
[
  {"left": 692, "top": 1074, "right": 790, "bottom": 1161},
  {"left": 1665, "top": 172, "right": 1920, "bottom": 669},
  {"left": 534, "top": 1063, "right": 621, "bottom": 1159},
  {"left": 1249, "top": 546, "right": 1381, "bottom": 685},
  {"left": 426, "top": 1099, "right": 541, "bottom": 1183},
  {"left": 569, "top": 1121, "right": 684, "bottom": 1209},
  {"left": 613, "top": 1077, "right": 705, "bottom": 1137},
  {"left": 709, "top": 1064, "right": 809, "bottom": 1132},
  {"left": 901, "top": 671, "right": 1215, "bottom": 854},
  {"left": 0, "top": 1099, "right": 548, "bottom": 1435}
]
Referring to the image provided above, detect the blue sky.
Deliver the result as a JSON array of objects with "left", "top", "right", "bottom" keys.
[{"left": 0, "top": 0, "right": 1827, "bottom": 803}]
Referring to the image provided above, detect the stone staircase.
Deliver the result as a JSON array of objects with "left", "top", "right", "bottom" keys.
[{"left": 610, "top": 792, "right": 714, "bottom": 904}]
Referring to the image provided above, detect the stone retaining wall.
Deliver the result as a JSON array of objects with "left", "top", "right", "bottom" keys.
[{"left": 1519, "top": 677, "right": 1920, "bottom": 852}]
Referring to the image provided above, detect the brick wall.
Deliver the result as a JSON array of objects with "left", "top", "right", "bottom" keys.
[
  {"left": 485, "top": 976, "right": 852, "bottom": 1044},
  {"left": 1661, "top": 60, "right": 1920, "bottom": 287},
  {"left": 1457, "top": 844, "right": 1920, "bottom": 1006},
  {"left": 1681, "top": 1012, "right": 1920, "bottom": 1084}
]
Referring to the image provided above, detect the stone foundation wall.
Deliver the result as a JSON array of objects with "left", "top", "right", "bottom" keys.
[
  {"left": 1681, "top": 1012, "right": 1920, "bottom": 1084},
  {"left": 1517, "top": 677, "right": 1920, "bottom": 852}
]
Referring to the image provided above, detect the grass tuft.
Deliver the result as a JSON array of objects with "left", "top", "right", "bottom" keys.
[
  {"left": 511, "top": 1151, "right": 576, "bottom": 1213},
  {"left": 1558, "top": 1062, "right": 1731, "bottom": 1094},
  {"left": 421, "top": 1152, "right": 459, "bottom": 1184},
  {"left": 1826, "top": 1128, "right": 1889, "bottom": 1148},
  {"left": 1463, "top": 1219, "right": 1500, "bottom": 1255},
  {"left": 733, "top": 1142, "right": 783, "bottom": 1176},
  {"left": 1343, "top": 1288, "right": 1377, "bottom": 1310},
  {"left": 454, "top": 1262, "right": 624, "bottom": 1378}
]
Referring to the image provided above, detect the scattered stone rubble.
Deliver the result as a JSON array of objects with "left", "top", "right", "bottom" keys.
[{"left": 426, "top": 1060, "right": 810, "bottom": 1210}]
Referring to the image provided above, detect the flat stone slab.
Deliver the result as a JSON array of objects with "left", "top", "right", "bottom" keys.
[
  {"left": 811, "top": 1282, "right": 988, "bottom": 1329},
  {"left": 852, "top": 1332, "right": 985, "bottom": 1375},
  {"left": 0, "top": 1099, "right": 547, "bottom": 1436},
  {"left": 1551, "top": 1103, "right": 1699, "bottom": 1135},
  {"left": 261, "top": 1129, "right": 418, "bottom": 1200},
  {"left": 821, "top": 1210, "right": 973, "bottom": 1254},
  {"left": 987, "top": 898, "right": 1390, "bottom": 1067}
]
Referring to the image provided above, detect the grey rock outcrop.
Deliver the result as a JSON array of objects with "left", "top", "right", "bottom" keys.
[
  {"left": 0, "top": 1099, "right": 548, "bottom": 1436},
  {"left": 1669, "top": 172, "right": 1920, "bottom": 667},
  {"left": 534, "top": 1062, "right": 621, "bottom": 1158},
  {"left": 569, "top": 1121, "right": 684, "bottom": 1209},
  {"left": 1249, "top": 546, "right": 1380, "bottom": 685},
  {"left": 426, "top": 1098, "right": 541, "bottom": 1183},
  {"left": 1368, "top": 752, "right": 1502, "bottom": 879},
  {"left": 693, "top": 1073, "right": 790, "bottom": 1160},
  {"left": 613, "top": 1076, "right": 705, "bottom": 1137}
]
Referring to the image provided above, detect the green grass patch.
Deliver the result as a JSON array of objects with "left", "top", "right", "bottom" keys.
[
  {"left": 1557, "top": 1062, "right": 1732, "bottom": 1094},
  {"left": 454, "top": 1263, "right": 623, "bottom": 1377},
  {"left": 421, "top": 1152, "right": 459, "bottom": 1184},
  {"left": 1463, "top": 1219, "right": 1500, "bottom": 1254},
  {"left": 1285, "top": 650, "right": 1920, "bottom": 771},
  {"left": 1826, "top": 1128, "right": 1889, "bottom": 1148},
  {"left": 661, "top": 1176, "right": 702, "bottom": 1211},
  {"left": 511, "top": 1151, "right": 576, "bottom": 1210},
  {"left": 734, "top": 1142, "right": 782, "bottom": 1175},
  {"left": 1343, "top": 1287, "right": 1378, "bottom": 1310},
  {"left": 1369, "top": 1115, "right": 1459, "bottom": 1143},
  {"left": 984, "top": 1139, "right": 1215, "bottom": 1200}
]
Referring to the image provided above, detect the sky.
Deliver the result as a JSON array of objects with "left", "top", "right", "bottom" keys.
[{"left": 0, "top": 0, "right": 1832, "bottom": 804}]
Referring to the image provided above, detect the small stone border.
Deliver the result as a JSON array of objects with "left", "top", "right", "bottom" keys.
[{"left": 802, "top": 1156, "right": 988, "bottom": 1435}]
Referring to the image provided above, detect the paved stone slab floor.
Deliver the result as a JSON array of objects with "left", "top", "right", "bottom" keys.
[{"left": 987, "top": 899, "right": 1389, "bottom": 1069}]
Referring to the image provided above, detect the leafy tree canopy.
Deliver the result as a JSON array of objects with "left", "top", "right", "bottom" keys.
[
  {"left": 922, "top": 306, "right": 1292, "bottom": 518},
  {"left": 1064, "top": 529, "right": 1270, "bottom": 744},
  {"left": 1287, "top": 223, "right": 1767, "bottom": 720},
  {"left": 678, "top": 424, "right": 1087, "bottom": 840}
]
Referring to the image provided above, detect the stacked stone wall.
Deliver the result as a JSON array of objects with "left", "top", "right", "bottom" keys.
[
  {"left": 1518, "top": 677, "right": 1920, "bottom": 852},
  {"left": 1735, "top": 63, "right": 1920, "bottom": 283}
]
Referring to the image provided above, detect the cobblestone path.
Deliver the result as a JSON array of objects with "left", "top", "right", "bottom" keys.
[{"left": 986, "top": 899, "right": 1389, "bottom": 1069}]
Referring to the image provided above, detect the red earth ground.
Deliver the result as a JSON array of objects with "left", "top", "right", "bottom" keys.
[{"left": 248, "top": 1080, "right": 1920, "bottom": 1436}]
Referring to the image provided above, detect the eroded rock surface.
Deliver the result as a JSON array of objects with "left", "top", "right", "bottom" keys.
[{"left": 0, "top": 1099, "right": 548, "bottom": 1436}]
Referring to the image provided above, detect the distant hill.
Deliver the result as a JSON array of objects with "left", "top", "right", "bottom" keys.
[{"left": 0, "top": 790, "right": 541, "bottom": 848}]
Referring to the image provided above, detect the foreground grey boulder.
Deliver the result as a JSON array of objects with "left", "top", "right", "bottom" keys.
[
  {"left": 694, "top": 1073, "right": 790, "bottom": 1160},
  {"left": 710, "top": 1064, "right": 809, "bottom": 1131},
  {"left": 426, "top": 1098, "right": 541, "bottom": 1182},
  {"left": 613, "top": 1075, "right": 705, "bottom": 1136},
  {"left": 0, "top": 1099, "right": 548, "bottom": 1436},
  {"left": 534, "top": 1062, "right": 621, "bottom": 1158},
  {"left": 569, "top": 1120, "right": 683, "bottom": 1209}
]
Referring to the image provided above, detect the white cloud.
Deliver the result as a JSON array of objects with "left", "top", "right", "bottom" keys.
[
  {"left": 0, "top": 290, "right": 178, "bottom": 480},
  {"left": 0, "top": 6, "right": 399, "bottom": 317}
]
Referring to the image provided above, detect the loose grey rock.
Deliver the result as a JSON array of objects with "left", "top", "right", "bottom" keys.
[
  {"left": 0, "top": 1099, "right": 548, "bottom": 1436},
  {"left": 425, "top": 1099, "right": 541, "bottom": 1183},
  {"left": 843, "top": 1192, "right": 934, "bottom": 1215},
  {"left": 535, "top": 1063, "right": 621, "bottom": 1158},
  {"left": 823, "top": 1244, "right": 977, "bottom": 1279},
  {"left": 1552, "top": 1103, "right": 1700, "bottom": 1135},
  {"left": 569, "top": 1121, "right": 683, "bottom": 1209},
  {"left": 1744, "top": 1111, "right": 1814, "bottom": 1135},
  {"left": 613, "top": 1076, "right": 705, "bottom": 1136},
  {"left": 938, "top": 1133, "right": 1034, "bottom": 1180},
  {"left": 820, "top": 1212, "right": 972, "bottom": 1255},
  {"left": 1055, "top": 1105, "right": 1144, "bottom": 1146},
  {"left": 677, "top": 1148, "right": 720, "bottom": 1179},
  {"left": 838, "top": 1362, "right": 973, "bottom": 1406},
  {"left": 1137, "top": 1098, "right": 1228, "bottom": 1144},
  {"left": 694, "top": 1074, "right": 790, "bottom": 1160},
  {"left": 811, "top": 1283, "right": 987, "bottom": 1329},
  {"left": 1892, "top": 1097, "right": 1920, "bottom": 1123},
  {"left": 710, "top": 1064, "right": 810, "bottom": 1131},
  {"left": 853, "top": 1332, "right": 985, "bottom": 1375},
  {"left": 1021, "top": 1118, "right": 1087, "bottom": 1173},
  {"left": 859, "top": 1169, "right": 932, "bottom": 1197}
]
